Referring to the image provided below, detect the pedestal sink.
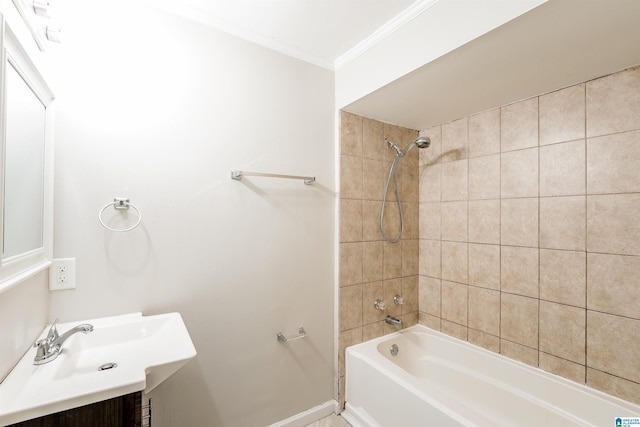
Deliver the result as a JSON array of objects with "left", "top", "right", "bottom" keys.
[{"left": 0, "top": 312, "right": 196, "bottom": 425}]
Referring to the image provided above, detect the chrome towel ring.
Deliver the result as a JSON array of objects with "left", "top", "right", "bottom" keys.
[{"left": 98, "top": 197, "right": 142, "bottom": 232}]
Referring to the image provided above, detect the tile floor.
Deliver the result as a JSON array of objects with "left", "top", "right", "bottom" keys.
[{"left": 304, "top": 414, "right": 352, "bottom": 427}]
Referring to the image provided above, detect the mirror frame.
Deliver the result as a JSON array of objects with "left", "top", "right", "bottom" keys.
[{"left": 0, "top": 10, "right": 54, "bottom": 294}]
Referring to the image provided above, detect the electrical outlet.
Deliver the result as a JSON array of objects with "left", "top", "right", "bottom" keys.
[{"left": 50, "top": 258, "right": 76, "bottom": 291}]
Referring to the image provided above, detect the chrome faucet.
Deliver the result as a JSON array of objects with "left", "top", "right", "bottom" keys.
[
  {"left": 385, "top": 315, "right": 403, "bottom": 330},
  {"left": 33, "top": 319, "right": 94, "bottom": 365}
]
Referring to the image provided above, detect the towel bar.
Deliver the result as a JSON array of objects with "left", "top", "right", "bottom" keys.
[{"left": 231, "top": 170, "right": 315, "bottom": 185}]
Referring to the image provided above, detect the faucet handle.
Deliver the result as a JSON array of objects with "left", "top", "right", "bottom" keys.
[
  {"left": 374, "top": 299, "right": 386, "bottom": 310},
  {"left": 393, "top": 295, "right": 404, "bottom": 305},
  {"left": 46, "top": 318, "right": 60, "bottom": 341}
]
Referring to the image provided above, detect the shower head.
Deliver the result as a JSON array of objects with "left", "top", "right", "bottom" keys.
[
  {"left": 401, "top": 136, "right": 431, "bottom": 155},
  {"left": 414, "top": 136, "right": 431, "bottom": 148}
]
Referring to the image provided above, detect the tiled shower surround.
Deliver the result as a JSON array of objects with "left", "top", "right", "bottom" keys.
[
  {"left": 338, "top": 113, "right": 420, "bottom": 407},
  {"left": 338, "top": 64, "right": 640, "bottom": 407}
]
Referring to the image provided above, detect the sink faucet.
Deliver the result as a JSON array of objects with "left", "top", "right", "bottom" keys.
[
  {"left": 385, "top": 315, "right": 403, "bottom": 330},
  {"left": 33, "top": 319, "right": 94, "bottom": 365}
]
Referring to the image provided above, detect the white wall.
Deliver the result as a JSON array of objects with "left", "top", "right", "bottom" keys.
[{"left": 48, "top": 1, "right": 335, "bottom": 425}]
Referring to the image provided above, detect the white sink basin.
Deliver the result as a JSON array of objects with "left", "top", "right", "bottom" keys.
[{"left": 0, "top": 312, "right": 196, "bottom": 425}]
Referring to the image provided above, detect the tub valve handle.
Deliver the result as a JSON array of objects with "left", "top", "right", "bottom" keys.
[
  {"left": 374, "top": 299, "right": 386, "bottom": 310},
  {"left": 393, "top": 295, "right": 404, "bottom": 305}
]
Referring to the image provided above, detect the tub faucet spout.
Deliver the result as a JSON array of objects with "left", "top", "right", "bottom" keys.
[{"left": 385, "top": 315, "right": 403, "bottom": 330}]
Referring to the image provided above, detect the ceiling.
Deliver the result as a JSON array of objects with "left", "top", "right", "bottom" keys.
[
  {"left": 346, "top": 0, "right": 640, "bottom": 130},
  {"left": 139, "top": 0, "right": 434, "bottom": 70},
  {"left": 139, "top": 0, "right": 640, "bottom": 131}
]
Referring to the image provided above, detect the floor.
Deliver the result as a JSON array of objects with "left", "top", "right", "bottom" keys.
[{"left": 304, "top": 414, "right": 352, "bottom": 427}]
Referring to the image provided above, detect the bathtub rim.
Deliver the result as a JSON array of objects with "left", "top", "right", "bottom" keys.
[{"left": 343, "top": 324, "right": 640, "bottom": 426}]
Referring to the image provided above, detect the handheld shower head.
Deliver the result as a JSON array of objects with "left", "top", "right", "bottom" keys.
[
  {"left": 414, "top": 136, "right": 431, "bottom": 148},
  {"left": 401, "top": 136, "right": 431, "bottom": 155}
]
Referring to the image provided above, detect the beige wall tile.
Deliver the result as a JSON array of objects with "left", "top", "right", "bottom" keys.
[
  {"left": 468, "top": 329, "right": 500, "bottom": 353},
  {"left": 469, "top": 108, "right": 500, "bottom": 158},
  {"left": 362, "top": 282, "right": 384, "bottom": 325},
  {"left": 402, "top": 275, "right": 419, "bottom": 314},
  {"left": 419, "top": 126, "right": 442, "bottom": 167},
  {"left": 400, "top": 163, "right": 420, "bottom": 203},
  {"left": 381, "top": 201, "right": 401, "bottom": 241},
  {"left": 362, "top": 200, "right": 382, "bottom": 241},
  {"left": 401, "top": 311, "right": 419, "bottom": 328},
  {"left": 469, "top": 199, "right": 500, "bottom": 244},
  {"left": 442, "top": 280, "right": 468, "bottom": 325},
  {"left": 442, "top": 117, "right": 468, "bottom": 161},
  {"left": 539, "top": 196, "right": 586, "bottom": 251},
  {"left": 339, "top": 242, "right": 362, "bottom": 286},
  {"left": 469, "top": 154, "right": 500, "bottom": 200},
  {"left": 339, "top": 285, "right": 362, "bottom": 331},
  {"left": 403, "top": 127, "right": 421, "bottom": 169},
  {"left": 587, "top": 253, "right": 640, "bottom": 320},
  {"left": 469, "top": 243, "right": 501, "bottom": 290},
  {"left": 338, "top": 327, "right": 362, "bottom": 377},
  {"left": 539, "top": 301, "right": 585, "bottom": 364},
  {"left": 403, "top": 202, "right": 419, "bottom": 239},
  {"left": 339, "top": 199, "right": 362, "bottom": 243},
  {"left": 419, "top": 202, "right": 441, "bottom": 240},
  {"left": 383, "top": 278, "right": 402, "bottom": 317},
  {"left": 441, "top": 241, "right": 468, "bottom": 284},
  {"left": 501, "top": 339, "right": 538, "bottom": 367},
  {"left": 383, "top": 122, "right": 403, "bottom": 163},
  {"left": 419, "top": 275, "right": 441, "bottom": 317},
  {"left": 362, "top": 321, "right": 384, "bottom": 342},
  {"left": 441, "top": 201, "right": 468, "bottom": 242},
  {"left": 362, "top": 241, "right": 383, "bottom": 283},
  {"left": 501, "top": 148, "right": 538, "bottom": 198},
  {"left": 501, "top": 198, "right": 538, "bottom": 247},
  {"left": 539, "top": 84, "right": 585, "bottom": 146},
  {"left": 540, "top": 140, "right": 586, "bottom": 196},
  {"left": 540, "top": 249, "right": 586, "bottom": 308},
  {"left": 587, "top": 311, "right": 640, "bottom": 383},
  {"left": 468, "top": 286, "right": 500, "bottom": 335},
  {"left": 501, "top": 97, "right": 539, "bottom": 152},
  {"left": 501, "top": 293, "right": 539, "bottom": 349},
  {"left": 587, "top": 65, "right": 640, "bottom": 137},
  {"left": 419, "top": 312, "right": 441, "bottom": 330},
  {"left": 383, "top": 241, "right": 402, "bottom": 279},
  {"left": 587, "top": 368, "right": 640, "bottom": 406},
  {"left": 402, "top": 239, "right": 419, "bottom": 276},
  {"left": 441, "top": 320, "right": 468, "bottom": 340},
  {"left": 363, "top": 159, "right": 386, "bottom": 201},
  {"left": 340, "top": 111, "right": 363, "bottom": 156},
  {"left": 340, "top": 155, "right": 362, "bottom": 199},
  {"left": 419, "top": 163, "right": 441, "bottom": 202},
  {"left": 363, "top": 117, "right": 384, "bottom": 161},
  {"left": 501, "top": 246, "right": 538, "bottom": 298},
  {"left": 441, "top": 160, "right": 468, "bottom": 201},
  {"left": 587, "top": 194, "right": 640, "bottom": 256},
  {"left": 587, "top": 130, "right": 640, "bottom": 194},
  {"left": 539, "top": 352, "right": 585, "bottom": 384},
  {"left": 419, "top": 239, "right": 441, "bottom": 278}
]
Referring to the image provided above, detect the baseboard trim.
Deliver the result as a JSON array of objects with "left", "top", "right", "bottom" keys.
[{"left": 268, "top": 400, "right": 337, "bottom": 427}]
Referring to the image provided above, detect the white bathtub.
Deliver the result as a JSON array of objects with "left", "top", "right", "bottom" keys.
[{"left": 343, "top": 324, "right": 640, "bottom": 427}]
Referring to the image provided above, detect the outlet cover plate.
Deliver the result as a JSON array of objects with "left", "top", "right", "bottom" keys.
[{"left": 50, "top": 258, "right": 76, "bottom": 291}]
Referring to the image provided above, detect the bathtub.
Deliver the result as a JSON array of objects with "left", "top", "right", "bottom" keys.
[{"left": 343, "top": 324, "right": 640, "bottom": 427}]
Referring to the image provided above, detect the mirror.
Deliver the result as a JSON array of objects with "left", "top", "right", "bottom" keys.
[
  {"left": 0, "top": 16, "right": 54, "bottom": 292},
  {"left": 3, "top": 60, "right": 46, "bottom": 258}
]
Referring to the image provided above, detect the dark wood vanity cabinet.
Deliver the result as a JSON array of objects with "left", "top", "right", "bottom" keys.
[{"left": 6, "top": 392, "right": 142, "bottom": 427}]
